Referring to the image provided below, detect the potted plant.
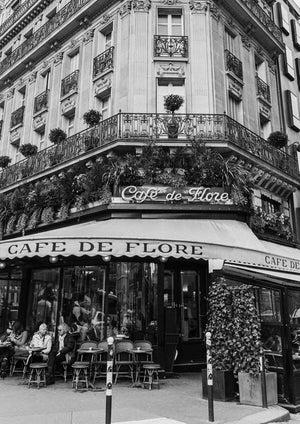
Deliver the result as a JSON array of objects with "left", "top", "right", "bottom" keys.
[
  {"left": 164, "top": 94, "right": 184, "bottom": 139},
  {"left": 204, "top": 279, "right": 278, "bottom": 405},
  {"left": 267, "top": 131, "right": 288, "bottom": 149},
  {"left": 19, "top": 143, "right": 38, "bottom": 157},
  {"left": 49, "top": 128, "right": 67, "bottom": 145},
  {"left": 0, "top": 155, "right": 11, "bottom": 168},
  {"left": 83, "top": 109, "right": 102, "bottom": 127}
]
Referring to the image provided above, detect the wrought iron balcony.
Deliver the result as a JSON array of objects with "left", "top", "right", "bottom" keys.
[
  {"left": 10, "top": 106, "right": 25, "bottom": 129},
  {"left": 225, "top": 50, "right": 243, "bottom": 81},
  {"left": 256, "top": 76, "right": 271, "bottom": 104},
  {"left": 154, "top": 35, "right": 188, "bottom": 58},
  {"left": 93, "top": 47, "right": 114, "bottom": 79},
  {"left": 61, "top": 70, "right": 79, "bottom": 98},
  {"left": 34, "top": 89, "right": 50, "bottom": 114},
  {"left": 240, "top": 0, "right": 283, "bottom": 45},
  {"left": 0, "top": 0, "right": 90, "bottom": 77},
  {"left": 0, "top": 113, "right": 298, "bottom": 189}
]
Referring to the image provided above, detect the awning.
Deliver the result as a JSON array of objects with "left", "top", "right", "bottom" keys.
[
  {"left": 0, "top": 218, "right": 300, "bottom": 273},
  {"left": 223, "top": 263, "right": 300, "bottom": 283}
]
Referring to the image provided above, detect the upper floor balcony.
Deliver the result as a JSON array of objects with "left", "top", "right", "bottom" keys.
[
  {"left": 0, "top": 0, "right": 54, "bottom": 49},
  {"left": 61, "top": 70, "right": 79, "bottom": 98},
  {"left": 154, "top": 35, "right": 188, "bottom": 59},
  {"left": 10, "top": 106, "right": 25, "bottom": 129},
  {"left": 93, "top": 47, "right": 114, "bottom": 79},
  {"left": 34, "top": 89, "right": 50, "bottom": 114},
  {"left": 221, "top": 0, "right": 284, "bottom": 55},
  {"left": 0, "top": 113, "right": 298, "bottom": 193},
  {"left": 0, "top": 0, "right": 111, "bottom": 88},
  {"left": 225, "top": 50, "right": 243, "bottom": 81}
]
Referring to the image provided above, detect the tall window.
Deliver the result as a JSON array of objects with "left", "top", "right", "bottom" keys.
[
  {"left": 228, "top": 96, "right": 242, "bottom": 122},
  {"left": 66, "top": 117, "right": 74, "bottom": 136},
  {"left": 224, "top": 28, "right": 237, "bottom": 55},
  {"left": 99, "top": 96, "right": 110, "bottom": 120},
  {"left": 157, "top": 80, "right": 185, "bottom": 114},
  {"left": 157, "top": 9, "right": 183, "bottom": 36},
  {"left": 255, "top": 55, "right": 267, "bottom": 82},
  {"left": 69, "top": 51, "right": 79, "bottom": 73}
]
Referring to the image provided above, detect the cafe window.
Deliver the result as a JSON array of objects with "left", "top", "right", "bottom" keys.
[
  {"left": 257, "top": 288, "right": 281, "bottom": 323},
  {"left": 0, "top": 275, "right": 22, "bottom": 333},
  {"left": 261, "top": 195, "right": 280, "bottom": 214}
]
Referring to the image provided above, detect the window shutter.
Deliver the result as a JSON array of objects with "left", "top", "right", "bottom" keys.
[
  {"left": 286, "top": 90, "right": 300, "bottom": 132},
  {"left": 277, "top": 3, "right": 290, "bottom": 35}
]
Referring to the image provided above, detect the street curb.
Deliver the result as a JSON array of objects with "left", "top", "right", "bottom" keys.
[{"left": 226, "top": 405, "right": 290, "bottom": 424}]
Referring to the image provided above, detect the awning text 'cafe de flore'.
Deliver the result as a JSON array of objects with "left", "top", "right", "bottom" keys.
[{"left": 1, "top": 185, "right": 300, "bottom": 407}]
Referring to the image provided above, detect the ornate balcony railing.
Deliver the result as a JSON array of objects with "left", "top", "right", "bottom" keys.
[
  {"left": 225, "top": 50, "right": 243, "bottom": 80},
  {"left": 34, "top": 89, "right": 50, "bottom": 114},
  {"left": 256, "top": 76, "right": 271, "bottom": 103},
  {"left": 240, "top": 0, "right": 283, "bottom": 45},
  {"left": 154, "top": 35, "right": 188, "bottom": 58},
  {"left": 61, "top": 70, "right": 79, "bottom": 98},
  {"left": 10, "top": 106, "right": 25, "bottom": 128},
  {"left": 0, "top": 113, "right": 298, "bottom": 189},
  {"left": 0, "top": 0, "right": 90, "bottom": 77},
  {"left": 93, "top": 47, "right": 114, "bottom": 79}
]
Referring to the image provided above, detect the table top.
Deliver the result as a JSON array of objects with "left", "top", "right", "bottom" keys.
[
  {"left": 77, "top": 348, "right": 104, "bottom": 354},
  {"left": 130, "top": 348, "right": 152, "bottom": 354}
]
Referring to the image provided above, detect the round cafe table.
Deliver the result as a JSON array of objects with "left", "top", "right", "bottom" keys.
[{"left": 76, "top": 348, "right": 104, "bottom": 390}]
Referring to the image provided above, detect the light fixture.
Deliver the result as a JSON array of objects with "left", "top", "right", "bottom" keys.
[
  {"left": 159, "top": 256, "right": 168, "bottom": 263},
  {"left": 102, "top": 255, "right": 112, "bottom": 262},
  {"left": 0, "top": 261, "right": 6, "bottom": 269},
  {"left": 49, "top": 256, "right": 59, "bottom": 264}
]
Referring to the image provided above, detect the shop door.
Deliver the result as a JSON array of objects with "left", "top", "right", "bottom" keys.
[{"left": 163, "top": 264, "right": 206, "bottom": 368}]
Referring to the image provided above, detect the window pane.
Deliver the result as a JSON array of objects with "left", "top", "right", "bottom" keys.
[
  {"left": 258, "top": 288, "right": 281, "bottom": 322},
  {"left": 288, "top": 290, "right": 300, "bottom": 324}
]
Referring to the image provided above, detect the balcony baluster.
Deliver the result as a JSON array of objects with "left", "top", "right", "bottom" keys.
[
  {"left": 225, "top": 50, "right": 243, "bottom": 81},
  {"left": 61, "top": 70, "right": 79, "bottom": 98},
  {"left": 256, "top": 76, "right": 271, "bottom": 103},
  {"left": 34, "top": 89, "right": 50, "bottom": 114},
  {"left": 10, "top": 106, "right": 25, "bottom": 128},
  {"left": 154, "top": 35, "right": 188, "bottom": 58},
  {"left": 93, "top": 47, "right": 114, "bottom": 78}
]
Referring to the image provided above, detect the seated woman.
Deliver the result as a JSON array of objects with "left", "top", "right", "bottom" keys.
[
  {"left": 30, "top": 323, "right": 52, "bottom": 362},
  {"left": 0, "top": 321, "right": 28, "bottom": 377}
]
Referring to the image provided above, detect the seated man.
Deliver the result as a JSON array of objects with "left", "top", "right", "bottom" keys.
[
  {"left": 46, "top": 323, "right": 76, "bottom": 384},
  {"left": 30, "top": 323, "right": 52, "bottom": 362}
]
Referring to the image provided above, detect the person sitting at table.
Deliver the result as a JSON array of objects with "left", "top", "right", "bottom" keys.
[
  {"left": 0, "top": 321, "right": 28, "bottom": 376},
  {"left": 30, "top": 323, "right": 52, "bottom": 362},
  {"left": 46, "top": 323, "right": 76, "bottom": 385}
]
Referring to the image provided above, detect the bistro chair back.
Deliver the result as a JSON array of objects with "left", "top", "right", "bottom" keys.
[
  {"left": 114, "top": 340, "right": 134, "bottom": 384},
  {"left": 77, "top": 341, "right": 98, "bottom": 361},
  {"left": 92, "top": 341, "right": 108, "bottom": 383}
]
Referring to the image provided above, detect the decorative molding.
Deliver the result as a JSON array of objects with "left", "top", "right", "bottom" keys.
[
  {"left": 189, "top": 0, "right": 208, "bottom": 13},
  {"left": 28, "top": 72, "right": 37, "bottom": 84},
  {"left": 94, "top": 75, "right": 112, "bottom": 98},
  {"left": 33, "top": 114, "right": 46, "bottom": 134},
  {"left": 16, "top": 77, "right": 25, "bottom": 88},
  {"left": 99, "top": 13, "right": 112, "bottom": 25},
  {"left": 83, "top": 28, "right": 95, "bottom": 44},
  {"left": 267, "top": 60, "right": 276, "bottom": 74},
  {"left": 209, "top": 3, "right": 220, "bottom": 20},
  {"left": 241, "top": 36, "right": 251, "bottom": 50},
  {"left": 10, "top": 128, "right": 21, "bottom": 147},
  {"left": 258, "top": 101, "right": 271, "bottom": 123},
  {"left": 157, "top": 62, "right": 185, "bottom": 78},
  {"left": 54, "top": 52, "right": 64, "bottom": 66},
  {"left": 41, "top": 60, "right": 49, "bottom": 69},
  {"left": 227, "top": 75, "right": 243, "bottom": 101},
  {"left": 69, "top": 38, "right": 79, "bottom": 49},
  {"left": 132, "top": 0, "right": 151, "bottom": 12},
  {"left": 162, "top": 0, "right": 179, "bottom": 4},
  {"left": 119, "top": 1, "right": 131, "bottom": 17},
  {"left": 61, "top": 96, "right": 76, "bottom": 118},
  {"left": 6, "top": 88, "right": 14, "bottom": 99}
]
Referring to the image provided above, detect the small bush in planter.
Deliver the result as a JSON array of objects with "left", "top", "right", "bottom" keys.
[
  {"left": 267, "top": 131, "right": 288, "bottom": 149},
  {"left": 19, "top": 143, "right": 38, "bottom": 157},
  {"left": 49, "top": 128, "right": 67, "bottom": 145},
  {"left": 83, "top": 109, "right": 102, "bottom": 127},
  {"left": 0, "top": 155, "right": 11, "bottom": 168},
  {"left": 164, "top": 94, "right": 184, "bottom": 115}
]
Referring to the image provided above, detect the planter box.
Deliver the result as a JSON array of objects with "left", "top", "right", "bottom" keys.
[
  {"left": 202, "top": 369, "right": 236, "bottom": 401},
  {"left": 238, "top": 372, "right": 277, "bottom": 406}
]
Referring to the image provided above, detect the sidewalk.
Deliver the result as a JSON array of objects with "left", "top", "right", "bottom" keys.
[{"left": 0, "top": 373, "right": 290, "bottom": 424}]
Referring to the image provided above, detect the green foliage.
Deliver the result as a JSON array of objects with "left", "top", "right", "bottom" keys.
[
  {"left": 206, "top": 280, "right": 261, "bottom": 377},
  {"left": 0, "top": 155, "right": 12, "bottom": 168},
  {"left": 83, "top": 109, "right": 102, "bottom": 127},
  {"left": 19, "top": 143, "right": 38, "bottom": 157},
  {"left": 49, "top": 128, "right": 67, "bottom": 144},
  {"left": 164, "top": 94, "right": 184, "bottom": 113},
  {"left": 267, "top": 131, "right": 288, "bottom": 149}
]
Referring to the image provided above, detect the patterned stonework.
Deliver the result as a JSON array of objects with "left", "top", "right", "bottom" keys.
[
  {"left": 162, "top": 0, "right": 179, "bottom": 5},
  {"left": 189, "top": 0, "right": 208, "bottom": 13},
  {"left": 119, "top": 1, "right": 131, "bottom": 17},
  {"left": 157, "top": 62, "right": 185, "bottom": 78},
  {"left": 241, "top": 36, "right": 251, "bottom": 50},
  {"left": 132, "top": 0, "right": 151, "bottom": 12},
  {"left": 54, "top": 52, "right": 64, "bottom": 65},
  {"left": 99, "top": 14, "right": 112, "bottom": 25},
  {"left": 95, "top": 75, "right": 112, "bottom": 97},
  {"left": 29, "top": 72, "right": 37, "bottom": 84},
  {"left": 6, "top": 88, "right": 14, "bottom": 99},
  {"left": 83, "top": 29, "right": 95, "bottom": 44}
]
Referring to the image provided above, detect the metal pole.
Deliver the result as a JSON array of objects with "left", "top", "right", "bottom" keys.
[
  {"left": 206, "top": 332, "right": 214, "bottom": 422},
  {"left": 105, "top": 336, "right": 114, "bottom": 424},
  {"left": 260, "top": 347, "right": 268, "bottom": 408}
]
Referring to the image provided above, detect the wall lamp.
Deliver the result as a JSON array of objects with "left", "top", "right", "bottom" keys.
[
  {"left": 102, "top": 255, "right": 112, "bottom": 262},
  {"left": 159, "top": 256, "right": 168, "bottom": 263},
  {"left": 49, "top": 256, "right": 59, "bottom": 264},
  {"left": 0, "top": 261, "right": 6, "bottom": 269}
]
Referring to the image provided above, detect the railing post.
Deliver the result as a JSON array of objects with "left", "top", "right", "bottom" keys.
[
  {"left": 206, "top": 331, "right": 214, "bottom": 422},
  {"left": 105, "top": 336, "right": 114, "bottom": 424},
  {"left": 260, "top": 347, "right": 268, "bottom": 408}
]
